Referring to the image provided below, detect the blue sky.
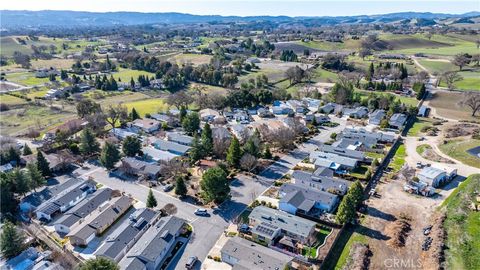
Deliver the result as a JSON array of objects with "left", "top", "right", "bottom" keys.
[{"left": 2, "top": 1, "right": 478, "bottom": 16}]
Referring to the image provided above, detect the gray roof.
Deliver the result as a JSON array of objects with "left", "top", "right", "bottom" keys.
[
  {"left": 22, "top": 178, "right": 79, "bottom": 209},
  {"left": 119, "top": 216, "right": 185, "bottom": 269},
  {"left": 341, "top": 128, "right": 395, "bottom": 143},
  {"left": 279, "top": 183, "right": 339, "bottom": 212},
  {"left": 249, "top": 206, "right": 316, "bottom": 239},
  {"left": 166, "top": 132, "right": 193, "bottom": 145},
  {"left": 152, "top": 139, "right": 191, "bottom": 155},
  {"left": 292, "top": 170, "right": 350, "bottom": 194},
  {"left": 122, "top": 157, "right": 162, "bottom": 175},
  {"left": 317, "top": 144, "right": 365, "bottom": 161},
  {"left": 142, "top": 146, "right": 177, "bottom": 161},
  {"left": 418, "top": 167, "right": 446, "bottom": 179},
  {"left": 389, "top": 113, "right": 408, "bottom": 128},
  {"left": 96, "top": 208, "right": 159, "bottom": 261},
  {"left": 54, "top": 188, "right": 113, "bottom": 228},
  {"left": 310, "top": 151, "right": 358, "bottom": 168},
  {"left": 220, "top": 237, "right": 292, "bottom": 270},
  {"left": 369, "top": 109, "right": 386, "bottom": 124}
]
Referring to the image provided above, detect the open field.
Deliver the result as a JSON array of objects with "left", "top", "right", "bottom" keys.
[
  {"left": 30, "top": 58, "right": 76, "bottom": 70},
  {"left": 441, "top": 174, "right": 480, "bottom": 270},
  {"left": 0, "top": 94, "right": 28, "bottom": 106},
  {"left": 428, "top": 91, "right": 479, "bottom": 121},
  {"left": 187, "top": 83, "right": 228, "bottom": 96},
  {"left": 356, "top": 89, "right": 418, "bottom": 107},
  {"left": 386, "top": 34, "right": 480, "bottom": 56},
  {"left": 390, "top": 144, "right": 406, "bottom": 172},
  {"left": 439, "top": 139, "right": 480, "bottom": 168},
  {"left": 4, "top": 72, "right": 50, "bottom": 86},
  {"left": 293, "top": 38, "right": 361, "bottom": 51},
  {"left": 170, "top": 53, "right": 212, "bottom": 66},
  {"left": 86, "top": 90, "right": 152, "bottom": 107},
  {"left": 0, "top": 105, "right": 76, "bottom": 136},
  {"left": 438, "top": 70, "right": 480, "bottom": 91},
  {"left": 417, "top": 59, "right": 456, "bottom": 74},
  {"left": 110, "top": 68, "right": 155, "bottom": 83},
  {"left": 122, "top": 98, "right": 169, "bottom": 116}
]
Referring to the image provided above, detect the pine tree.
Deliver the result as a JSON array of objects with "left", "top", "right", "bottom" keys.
[
  {"left": 22, "top": 144, "right": 32, "bottom": 155},
  {"left": 263, "top": 144, "right": 272, "bottom": 159},
  {"left": 146, "top": 189, "right": 157, "bottom": 208},
  {"left": 336, "top": 194, "right": 356, "bottom": 224},
  {"left": 226, "top": 136, "right": 242, "bottom": 168},
  {"left": 79, "top": 128, "right": 100, "bottom": 156},
  {"left": 201, "top": 123, "right": 213, "bottom": 156},
  {"left": 130, "top": 77, "right": 135, "bottom": 89},
  {"left": 130, "top": 107, "right": 140, "bottom": 120},
  {"left": 189, "top": 135, "right": 204, "bottom": 163},
  {"left": 368, "top": 62, "right": 374, "bottom": 81},
  {"left": 9, "top": 168, "right": 31, "bottom": 196},
  {"left": 26, "top": 163, "right": 45, "bottom": 192},
  {"left": 79, "top": 257, "right": 119, "bottom": 270},
  {"left": 36, "top": 151, "right": 51, "bottom": 177},
  {"left": 349, "top": 181, "right": 364, "bottom": 206},
  {"left": 0, "top": 221, "right": 25, "bottom": 259},
  {"left": 174, "top": 176, "right": 187, "bottom": 197},
  {"left": 243, "top": 138, "right": 258, "bottom": 157},
  {"left": 122, "top": 136, "right": 141, "bottom": 157},
  {"left": 100, "top": 142, "right": 121, "bottom": 170},
  {"left": 200, "top": 167, "right": 230, "bottom": 203},
  {"left": 179, "top": 106, "right": 187, "bottom": 122}
]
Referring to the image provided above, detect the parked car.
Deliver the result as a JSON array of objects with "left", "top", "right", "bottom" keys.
[
  {"left": 194, "top": 208, "right": 208, "bottom": 216},
  {"left": 163, "top": 184, "right": 173, "bottom": 192},
  {"left": 185, "top": 256, "right": 198, "bottom": 269}
]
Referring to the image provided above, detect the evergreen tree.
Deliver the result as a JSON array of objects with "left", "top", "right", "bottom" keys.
[
  {"left": 349, "top": 181, "right": 364, "bottom": 206},
  {"left": 7, "top": 147, "right": 20, "bottom": 164},
  {"left": 22, "top": 144, "right": 32, "bottom": 156},
  {"left": 201, "top": 123, "right": 213, "bottom": 156},
  {"left": 182, "top": 112, "right": 200, "bottom": 135},
  {"left": 336, "top": 194, "right": 356, "bottom": 224},
  {"left": 189, "top": 135, "right": 204, "bottom": 163},
  {"left": 179, "top": 106, "right": 187, "bottom": 122},
  {"left": 79, "top": 257, "right": 119, "bottom": 270},
  {"left": 130, "top": 77, "right": 135, "bottom": 89},
  {"left": 26, "top": 163, "right": 45, "bottom": 192},
  {"left": 416, "top": 83, "right": 426, "bottom": 100},
  {"left": 130, "top": 107, "right": 140, "bottom": 120},
  {"left": 174, "top": 176, "right": 187, "bottom": 197},
  {"left": 8, "top": 168, "right": 30, "bottom": 196},
  {"left": 79, "top": 128, "right": 100, "bottom": 156},
  {"left": 100, "top": 142, "right": 120, "bottom": 170},
  {"left": 243, "top": 138, "right": 258, "bottom": 157},
  {"left": 146, "top": 189, "right": 157, "bottom": 208},
  {"left": 200, "top": 167, "right": 230, "bottom": 203},
  {"left": 122, "top": 136, "right": 142, "bottom": 157},
  {"left": 226, "top": 136, "right": 242, "bottom": 168},
  {"left": 36, "top": 151, "right": 51, "bottom": 177},
  {"left": 263, "top": 144, "right": 272, "bottom": 159},
  {"left": 0, "top": 221, "right": 25, "bottom": 259},
  {"left": 367, "top": 62, "right": 374, "bottom": 81}
]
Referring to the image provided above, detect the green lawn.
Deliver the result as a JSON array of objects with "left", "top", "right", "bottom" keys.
[
  {"left": 438, "top": 70, "right": 480, "bottom": 91},
  {"left": 321, "top": 225, "right": 368, "bottom": 270},
  {"left": 365, "top": 151, "right": 384, "bottom": 162},
  {"left": 110, "top": 68, "right": 155, "bottom": 83},
  {"left": 417, "top": 60, "right": 457, "bottom": 74},
  {"left": 350, "top": 165, "right": 370, "bottom": 180},
  {"left": 5, "top": 72, "right": 50, "bottom": 86},
  {"left": 407, "top": 117, "right": 433, "bottom": 136},
  {"left": 123, "top": 98, "right": 169, "bottom": 117},
  {"left": 390, "top": 144, "right": 406, "bottom": 172},
  {"left": 387, "top": 34, "right": 480, "bottom": 56},
  {"left": 439, "top": 139, "right": 480, "bottom": 168},
  {"left": 356, "top": 90, "right": 418, "bottom": 107},
  {"left": 311, "top": 67, "right": 339, "bottom": 83},
  {"left": 0, "top": 94, "right": 28, "bottom": 106},
  {"left": 442, "top": 174, "right": 480, "bottom": 270}
]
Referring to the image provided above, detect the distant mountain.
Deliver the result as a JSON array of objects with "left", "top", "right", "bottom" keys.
[{"left": 0, "top": 10, "right": 478, "bottom": 28}]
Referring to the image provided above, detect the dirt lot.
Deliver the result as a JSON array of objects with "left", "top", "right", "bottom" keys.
[{"left": 426, "top": 91, "right": 479, "bottom": 122}]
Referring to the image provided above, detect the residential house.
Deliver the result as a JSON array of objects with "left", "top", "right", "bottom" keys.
[
  {"left": 96, "top": 208, "right": 160, "bottom": 262},
  {"left": 333, "top": 137, "right": 375, "bottom": 151},
  {"left": 343, "top": 106, "right": 369, "bottom": 119},
  {"left": 54, "top": 188, "right": 113, "bottom": 234},
  {"left": 152, "top": 140, "right": 191, "bottom": 156},
  {"left": 286, "top": 100, "right": 306, "bottom": 113},
  {"left": 317, "top": 144, "right": 366, "bottom": 162},
  {"left": 199, "top": 108, "right": 221, "bottom": 122},
  {"left": 341, "top": 128, "right": 396, "bottom": 144},
  {"left": 314, "top": 114, "right": 331, "bottom": 124},
  {"left": 292, "top": 170, "right": 351, "bottom": 195},
  {"left": 220, "top": 237, "right": 292, "bottom": 270},
  {"left": 229, "top": 124, "right": 252, "bottom": 143},
  {"left": 3, "top": 247, "right": 62, "bottom": 270},
  {"left": 389, "top": 113, "right": 408, "bottom": 129},
  {"left": 35, "top": 179, "right": 96, "bottom": 221},
  {"left": 258, "top": 107, "right": 274, "bottom": 118},
  {"left": 369, "top": 109, "right": 386, "bottom": 125},
  {"left": 68, "top": 196, "right": 132, "bottom": 246},
  {"left": 150, "top": 114, "right": 177, "bottom": 127},
  {"left": 165, "top": 132, "right": 193, "bottom": 146},
  {"left": 271, "top": 101, "right": 293, "bottom": 115},
  {"left": 319, "top": 103, "right": 336, "bottom": 114},
  {"left": 130, "top": 119, "right": 160, "bottom": 133},
  {"left": 302, "top": 97, "right": 321, "bottom": 112},
  {"left": 110, "top": 128, "right": 139, "bottom": 140},
  {"left": 119, "top": 157, "right": 162, "bottom": 179},
  {"left": 249, "top": 206, "right": 317, "bottom": 246},
  {"left": 309, "top": 151, "right": 358, "bottom": 172},
  {"left": 20, "top": 178, "right": 80, "bottom": 213},
  {"left": 233, "top": 110, "right": 250, "bottom": 122},
  {"left": 118, "top": 216, "right": 186, "bottom": 270},
  {"left": 418, "top": 106, "right": 430, "bottom": 117},
  {"left": 142, "top": 147, "right": 177, "bottom": 162},
  {"left": 279, "top": 183, "right": 340, "bottom": 214}
]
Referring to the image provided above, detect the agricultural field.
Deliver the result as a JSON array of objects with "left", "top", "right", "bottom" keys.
[
  {"left": 439, "top": 139, "right": 480, "bottom": 168},
  {"left": 428, "top": 91, "right": 479, "bottom": 121},
  {"left": 170, "top": 53, "right": 212, "bottom": 66},
  {"left": 110, "top": 68, "right": 155, "bottom": 83},
  {"left": 386, "top": 34, "right": 480, "bottom": 56},
  {"left": 441, "top": 174, "right": 480, "bottom": 270}
]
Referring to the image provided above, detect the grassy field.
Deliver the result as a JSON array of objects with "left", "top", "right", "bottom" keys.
[
  {"left": 441, "top": 174, "right": 480, "bottom": 270},
  {"left": 4, "top": 72, "right": 50, "bottom": 86},
  {"left": 170, "top": 53, "right": 212, "bottom": 66},
  {"left": 387, "top": 34, "right": 480, "bottom": 56},
  {"left": 294, "top": 38, "right": 361, "bottom": 51},
  {"left": 439, "top": 139, "right": 480, "bottom": 168},
  {"left": 87, "top": 90, "right": 153, "bottom": 107},
  {"left": 0, "top": 94, "right": 28, "bottom": 106},
  {"left": 187, "top": 83, "right": 228, "bottom": 96},
  {"left": 356, "top": 90, "right": 418, "bottom": 107},
  {"left": 429, "top": 91, "right": 479, "bottom": 121},
  {"left": 321, "top": 225, "right": 368, "bottom": 270},
  {"left": 438, "top": 70, "right": 480, "bottom": 91},
  {"left": 123, "top": 98, "right": 169, "bottom": 117},
  {"left": 390, "top": 144, "right": 406, "bottom": 172},
  {"left": 407, "top": 117, "right": 433, "bottom": 136},
  {"left": 30, "top": 58, "right": 76, "bottom": 70},
  {"left": 110, "top": 68, "right": 155, "bottom": 83},
  {"left": 417, "top": 60, "right": 457, "bottom": 74},
  {"left": 416, "top": 144, "right": 432, "bottom": 155}
]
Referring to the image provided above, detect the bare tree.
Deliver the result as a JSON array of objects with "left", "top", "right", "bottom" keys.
[
  {"left": 240, "top": 153, "right": 257, "bottom": 172},
  {"left": 166, "top": 91, "right": 194, "bottom": 110},
  {"left": 269, "top": 126, "right": 296, "bottom": 151},
  {"left": 104, "top": 104, "right": 128, "bottom": 130},
  {"left": 159, "top": 158, "right": 188, "bottom": 180},
  {"left": 451, "top": 54, "right": 470, "bottom": 71},
  {"left": 441, "top": 72, "right": 463, "bottom": 90},
  {"left": 460, "top": 92, "right": 480, "bottom": 116}
]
